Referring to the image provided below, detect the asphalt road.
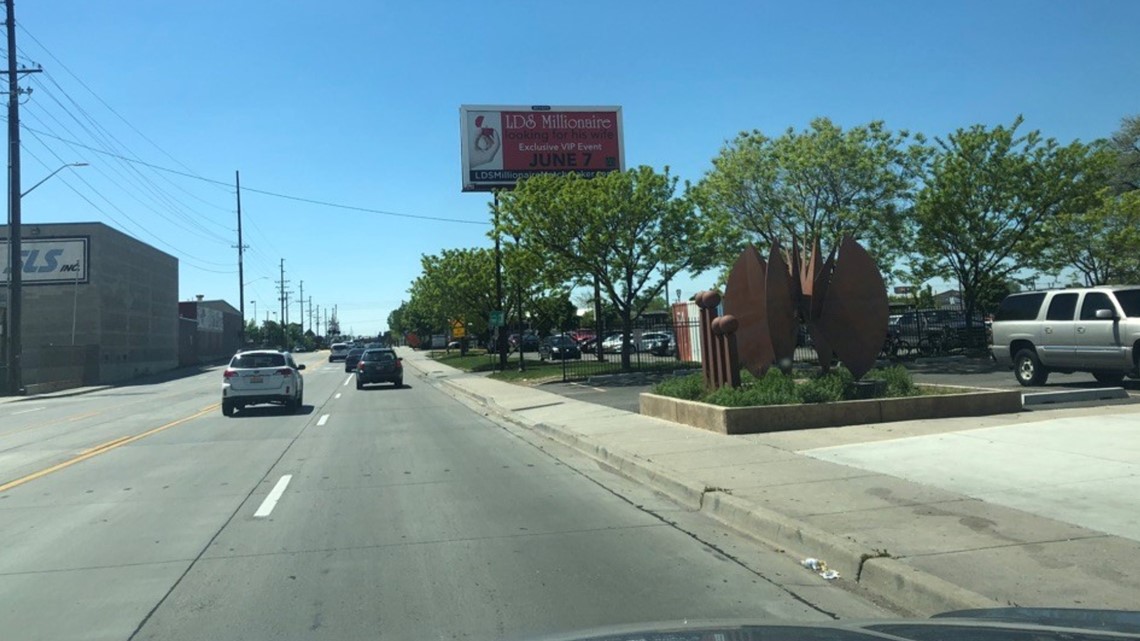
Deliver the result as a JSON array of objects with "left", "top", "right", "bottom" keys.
[{"left": 0, "top": 353, "right": 889, "bottom": 641}]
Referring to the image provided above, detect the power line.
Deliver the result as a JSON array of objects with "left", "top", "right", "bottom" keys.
[
  {"left": 21, "top": 140, "right": 237, "bottom": 273},
  {"left": 23, "top": 77, "right": 233, "bottom": 242},
  {"left": 14, "top": 125, "right": 489, "bottom": 226},
  {"left": 21, "top": 105, "right": 233, "bottom": 246},
  {"left": 17, "top": 23, "right": 230, "bottom": 192}
]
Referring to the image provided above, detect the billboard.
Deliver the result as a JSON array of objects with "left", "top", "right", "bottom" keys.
[
  {"left": 460, "top": 105, "right": 624, "bottom": 192},
  {"left": 0, "top": 237, "right": 89, "bottom": 285}
]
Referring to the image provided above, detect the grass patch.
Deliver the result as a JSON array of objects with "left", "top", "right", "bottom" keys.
[
  {"left": 429, "top": 350, "right": 499, "bottom": 372},
  {"left": 488, "top": 360, "right": 566, "bottom": 383},
  {"left": 653, "top": 365, "right": 927, "bottom": 407}
]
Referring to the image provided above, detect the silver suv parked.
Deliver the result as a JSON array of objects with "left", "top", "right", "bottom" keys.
[{"left": 990, "top": 286, "right": 1140, "bottom": 386}]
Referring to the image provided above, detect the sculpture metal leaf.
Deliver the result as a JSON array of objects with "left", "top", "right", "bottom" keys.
[
  {"left": 818, "top": 236, "right": 888, "bottom": 379},
  {"left": 723, "top": 245, "right": 773, "bottom": 377}
]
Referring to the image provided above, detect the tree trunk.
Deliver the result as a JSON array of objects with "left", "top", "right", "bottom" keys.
[{"left": 620, "top": 311, "right": 633, "bottom": 370}]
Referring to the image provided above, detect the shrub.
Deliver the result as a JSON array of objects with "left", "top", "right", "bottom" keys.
[
  {"left": 703, "top": 369, "right": 800, "bottom": 407},
  {"left": 800, "top": 367, "right": 855, "bottom": 403},
  {"left": 652, "top": 373, "right": 705, "bottom": 400},
  {"left": 864, "top": 365, "right": 917, "bottom": 397}
]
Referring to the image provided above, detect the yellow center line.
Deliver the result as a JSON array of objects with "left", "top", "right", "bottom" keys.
[
  {"left": 67, "top": 410, "right": 102, "bottom": 422},
  {"left": 0, "top": 403, "right": 220, "bottom": 495}
]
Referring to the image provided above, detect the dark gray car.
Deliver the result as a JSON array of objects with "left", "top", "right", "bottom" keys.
[{"left": 355, "top": 348, "right": 403, "bottom": 388}]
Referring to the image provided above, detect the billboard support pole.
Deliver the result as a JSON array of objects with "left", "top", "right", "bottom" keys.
[{"left": 493, "top": 192, "right": 507, "bottom": 369}]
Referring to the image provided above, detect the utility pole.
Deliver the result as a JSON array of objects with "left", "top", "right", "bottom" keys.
[
  {"left": 277, "top": 258, "right": 288, "bottom": 326},
  {"left": 298, "top": 280, "right": 304, "bottom": 335},
  {"left": 234, "top": 170, "right": 247, "bottom": 346},
  {"left": 308, "top": 297, "right": 313, "bottom": 336},
  {"left": 4, "top": 0, "right": 42, "bottom": 394}
]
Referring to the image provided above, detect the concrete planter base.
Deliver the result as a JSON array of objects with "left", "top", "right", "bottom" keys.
[{"left": 640, "top": 385, "right": 1022, "bottom": 434}]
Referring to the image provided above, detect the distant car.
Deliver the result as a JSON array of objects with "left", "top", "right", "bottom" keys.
[
  {"left": 355, "top": 348, "right": 403, "bottom": 388},
  {"left": 601, "top": 332, "right": 630, "bottom": 353},
  {"left": 329, "top": 342, "right": 349, "bottom": 362},
  {"left": 509, "top": 333, "right": 540, "bottom": 352},
  {"left": 447, "top": 340, "right": 462, "bottom": 349},
  {"left": 344, "top": 347, "right": 366, "bottom": 372},
  {"left": 221, "top": 349, "right": 305, "bottom": 416},
  {"left": 539, "top": 335, "right": 582, "bottom": 361},
  {"left": 565, "top": 330, "right": 596, "bottom": 345},
  {"left": 638, "top": 331, "right": 674, "bottom": 355},
  {"left": 293, "top": 344, "right": 307, "bottom": 353}
]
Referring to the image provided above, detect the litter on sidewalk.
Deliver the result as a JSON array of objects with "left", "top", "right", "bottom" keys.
[{"left": 801, "top": 557, "right": 840, "bottom": 580}]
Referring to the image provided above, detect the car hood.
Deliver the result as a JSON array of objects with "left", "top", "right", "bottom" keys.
[{"left": 524, "top": 609, "right": 1140, "bottom": 641}]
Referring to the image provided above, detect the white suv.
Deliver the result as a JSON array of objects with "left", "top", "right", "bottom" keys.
[
  {"left": 221, "top": 350, "right": 305, "bottom": 416},
  {"left": 990, "top": 286, "right": 1140, "bottom": 386}
]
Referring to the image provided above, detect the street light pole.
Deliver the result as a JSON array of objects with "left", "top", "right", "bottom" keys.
[{"left": 20, "top": 162, "right": 87, "bottom": 198}]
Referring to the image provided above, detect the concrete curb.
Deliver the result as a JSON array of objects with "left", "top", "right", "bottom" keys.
[
  {"left": 1022, "top": 387, "right": 1129, "bottom": 406},
  {"left": 1, "top": 385, "right": 114, "bottom": 404},
  {"left": 408, "top": 356, "right": 1002, "bottom": 615}
]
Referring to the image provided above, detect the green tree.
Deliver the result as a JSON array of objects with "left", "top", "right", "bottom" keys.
[
  {"left": 695, "top": 118, "right": 927, "bottom": 274},
  {"left": 261, "top": 320, "right": 284, "bottom": 348},
  {"left": 497, "top": 166, "right": 716, "bottom": 369},
  {"left": 416, "top": 248, "right": 497, "bottom": 351},
  {"left": 1041, "top": 187, "right": 1140, "bottom": 285},
  {"left": 912, "top": 117, "right": 1100, "bottom": 328},
  {"left": 244, "top": 319, "right": 263, "bottom": 346},
  {"left": 1109, "top": 114, "right": 1140, "bottom": 193},
  {"left": 529, "top": 291, "right": 577, "bottom": 335}
]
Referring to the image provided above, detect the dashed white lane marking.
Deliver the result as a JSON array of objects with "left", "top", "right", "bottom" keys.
[
  {"left": 253, "top": 474, "right": 292, "bottom": 517},
  {"left": 12, "top": 406, "right": 46, "bottom": 415},
  {"left": 335, "top": 393, "right": 342, "bottom": 399},
  {"left": 317, "top": 414, "right": 330, "bottom": 426}
]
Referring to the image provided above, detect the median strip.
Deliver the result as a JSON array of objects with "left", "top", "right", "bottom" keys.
[{"left": 0, "top": 404, "right": 219, "bottom": 495}]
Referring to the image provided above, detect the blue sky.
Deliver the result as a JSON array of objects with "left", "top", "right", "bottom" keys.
[{"left": 13, "top": 0, "right": 1140, "bottom": 336}]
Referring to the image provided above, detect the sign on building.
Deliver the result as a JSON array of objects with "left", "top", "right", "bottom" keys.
[
  {"left": 459, "top": 105, "right": 624, "bottom": 192},
  {"left": 0, "top": 237, "right": 89, "bottom": 285}
]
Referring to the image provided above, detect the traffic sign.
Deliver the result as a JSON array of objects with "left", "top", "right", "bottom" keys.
[
  {"left": 489, "top": 310, "right": 504, "bottom": 328},
  {"left": 451, "top": 320, "right": 466, "bottom": 338}
]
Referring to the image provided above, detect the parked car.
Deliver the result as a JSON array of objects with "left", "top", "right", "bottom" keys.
[
  {"left": 601, "top": 332, "right": 631, "bottom": 353},
  {"left": 539, "top": 335, "right": 582, "bottom": 360},
  {"left": 565, "top": 330, "right": 596, "bottom": 345},
  {"left": 509, "top": 333, "right": 540, "bottom": 352},
  {"left": 221, "top": 349, "right": 305, "bottom": 416},
  {"left": 990, "top": 286, "right": 1140, "bottom": 386},
  {"left": 355, "top": 348, "right": 403, "bottom": 388},
  {"left": 343, "top": 347, "right": 366, "bottom": 372},
  {"left": 328, "top": 342, "right": 349, "bottom": 362},
  {"left": 638, "top": 331, "right": 674, "bottom": 356}
]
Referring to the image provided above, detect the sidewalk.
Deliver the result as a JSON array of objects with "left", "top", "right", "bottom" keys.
[{"left": 400, "top": 347, "right": 1140, "bottom": 616}]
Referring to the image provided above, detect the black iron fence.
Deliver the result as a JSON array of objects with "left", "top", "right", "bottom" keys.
[{"left": 427, "top": 304, "right": 989, "bottom": 384}]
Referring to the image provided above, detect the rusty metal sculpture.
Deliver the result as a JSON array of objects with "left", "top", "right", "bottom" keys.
[
  {"left": 698, "top": 235, "right": 887, "bottom": 389},
  {"left": 695, "top": 291, "right": 741, "bottom": 390}
]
